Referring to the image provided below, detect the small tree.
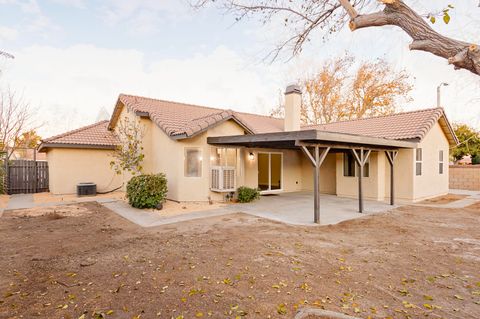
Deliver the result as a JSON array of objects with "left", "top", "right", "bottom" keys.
[
  {"left": 110, "top": 116, "right": 145, "bottom": 175},
  {"left": 451, "top": 123, "right": 480, "bottom": 163}
]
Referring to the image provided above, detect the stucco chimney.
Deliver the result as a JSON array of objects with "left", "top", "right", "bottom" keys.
[{"left": 284, "top": 84, "right": 302, "bottom": 131}]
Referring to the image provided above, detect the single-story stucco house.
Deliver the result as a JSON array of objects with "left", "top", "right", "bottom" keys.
[{"left": 38, "top": 85, "right": 458, "bottom": 220}]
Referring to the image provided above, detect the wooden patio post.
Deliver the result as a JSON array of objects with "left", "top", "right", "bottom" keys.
[
  {"left": 351, "top": 148, "right": 371, "bottom": 213},
  {"left": 385, "top": 150, "right": 399, "bottom": 205},
  {"left": 299, "top": 144, "right": 330, "bottom": 224},
  {"left": 313, "top": 146, "right": 320, "bottom": 223},
  {"left": 33, "top": 148, "right": 37, "bottom": 193}
]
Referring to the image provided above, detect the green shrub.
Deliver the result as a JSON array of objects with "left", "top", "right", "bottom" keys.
[
  {"left": 126, "top": 173, "right": 168, "bottom": 209},
  {"left": 472, "top": 154, "right": 480, "bottom": 165},
  {"left": 237, "top": 186, "right": 260, "bottom": 203}
]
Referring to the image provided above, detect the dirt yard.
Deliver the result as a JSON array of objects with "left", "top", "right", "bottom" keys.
[
  {"left": 420, "top": 193, "right": 468, "bottom": 205},
  {"left": 0, "top": 202, "right": 479, "bottom": 319}
]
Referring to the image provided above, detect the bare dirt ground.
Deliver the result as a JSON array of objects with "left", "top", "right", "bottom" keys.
[
  {"left": 0, "top": 195, "right": 10, "bottom": 209},
  {"left": 33, "top": 192, "right": 227, "bottom": 218},
  {"left": 148, "top": 200, "right": 228, "bottom": 218},
  {"left": 419, "top": 193, "right": 468, "bottom": 205},
  {"left": 0, "top": 202, "right": 479, "bottom": 319}
]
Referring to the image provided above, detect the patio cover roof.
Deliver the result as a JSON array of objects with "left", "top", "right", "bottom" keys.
[{"left": 207, "top": 129, "right": 418, "bottom": 150}]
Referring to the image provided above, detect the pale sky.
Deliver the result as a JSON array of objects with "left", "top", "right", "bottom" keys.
[{"left": 0, "top": 0, "right": 479, "bottom": 137}]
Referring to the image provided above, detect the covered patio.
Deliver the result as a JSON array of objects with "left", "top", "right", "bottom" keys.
[{"left": 208, "top": 129, "right": 417, "bottom": 224}]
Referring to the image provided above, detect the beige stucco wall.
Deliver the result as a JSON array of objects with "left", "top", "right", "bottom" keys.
[
  {"left": 411, "top": 122, "right": 449, "bottom": 201},
  {"left": 46, "top": 148, "right": 123, "bottom": 194},
  {"left": 300, "top": 153, "right": 337, "bottom": 194},
  {"left": 335, "top": 151, "right": 385, "bottom": 201},
  {"left": 383, "top": 149, "right": 414, "bottom": 202}
]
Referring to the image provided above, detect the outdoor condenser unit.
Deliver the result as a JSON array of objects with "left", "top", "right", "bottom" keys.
[{"left": 77, "top": 182, "right": 97, "bottom": 196}]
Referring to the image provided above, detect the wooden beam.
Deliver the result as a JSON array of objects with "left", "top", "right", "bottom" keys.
[
  {"left": 313, "top": 146, "right": 320, "bottom": 224},
  {"left": 208, "top": 129, "right": 417, "bottom": 149},
  {"left": 296, "top": 141, "right": 398, "bottom": 152},
  {"left": 351, "top": 148, "right": 372, "bottom": 213},
  {"left": 300, "top": 145, "right": 330, "bottom": 224},
  {"left": 385, "top": 150, "right": 398, "bottom": 205},
  {"left": 300, "top": 145, "right": 316, "bottom": 167}
]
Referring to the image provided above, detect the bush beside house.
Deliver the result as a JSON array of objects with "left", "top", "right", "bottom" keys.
[
  {"left": 237, "top": 186, "right": 260, "bottom": 203},
  {"left": 126, "top": 173, "right": 168, "bottom": 209}
]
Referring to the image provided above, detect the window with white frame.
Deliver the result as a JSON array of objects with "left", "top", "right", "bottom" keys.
[
  {"left": 439, "top": 150, "right": 444, "bottom": 174},
  {"left": 185, "top": 148, "right": 202, "bottom": 177},
  {"left": 415, "top": 148, "right": 422, "bottom": 176}
]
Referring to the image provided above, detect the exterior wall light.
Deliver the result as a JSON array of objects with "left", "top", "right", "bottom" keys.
[{"left": 248, "top": 152, "right": 254, "bottom": 161}]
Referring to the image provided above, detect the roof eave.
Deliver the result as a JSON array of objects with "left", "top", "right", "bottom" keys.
[
  {"left": 207, "top": 129, "right": 418, "bottom": 149},
  {"left": 169, "top": 115, "right": 255, "bottom": 141},
  {"left": 38, "top": 143, "right": 117, "bottom": 153}
]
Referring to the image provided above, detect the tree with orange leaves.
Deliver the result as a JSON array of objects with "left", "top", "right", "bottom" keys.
[{"left": 273, "top": 54, "right": 412, "bottom": 124}]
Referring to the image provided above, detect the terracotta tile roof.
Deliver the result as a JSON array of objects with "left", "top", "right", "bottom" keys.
[
  {"left": 38, "top": 121, "right": 118, "bottom": 151},
  {"left": 113, "top": 94, "right": 284, "bottom": 138},
  {"left": 41, "top": 94, "right": 457, "bottom": 152},
  {"left": 114, "top": 94, "right": 456, "bottom": 144},
  {"left": 304, "top": 107, "right": 458, "bottom": 144}
]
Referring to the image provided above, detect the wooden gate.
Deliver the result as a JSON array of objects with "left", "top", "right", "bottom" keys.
[{"left": 7, "top": 160, "right": 49, "bottom": 194}]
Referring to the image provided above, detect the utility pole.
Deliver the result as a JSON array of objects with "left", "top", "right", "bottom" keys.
[{"left": 437, "top": 82, "right": 449, "bottom": 108}]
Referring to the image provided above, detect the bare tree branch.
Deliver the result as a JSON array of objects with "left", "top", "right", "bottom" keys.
[
  {"left": 195, "top": 0, "right": 480, "bottom": 75},
  {"left": 0, "top": 89, "right": 35, "bottom": 160},
  {"left": 342, "top": 0, "right": 480, "bottom": 75}
]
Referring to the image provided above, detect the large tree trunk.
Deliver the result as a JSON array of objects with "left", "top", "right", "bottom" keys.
[{"left": 339, "top": 0, "right": 480, "bottom": 76}]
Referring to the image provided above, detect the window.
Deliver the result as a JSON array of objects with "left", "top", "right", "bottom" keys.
[
  {"left": 344, "top": 153, "right": 370, "bottom": 177},
  {"left": 185, "top": 148, "right": 202, "bottom": 177},
  {"left": 439, "top": 150, "right": 444, "bottom": 174},
  {"left": 343, "top": 153, "right": 355, "bottom": 177},
  {"left": 362, "top": 159, "right": 370, "bottom": 178},
  {"left": 415, "top": 148, "right": 422, "bottom": 176},
  {"left": 210, "top": 147, "right": 237, "bottom": 167}
]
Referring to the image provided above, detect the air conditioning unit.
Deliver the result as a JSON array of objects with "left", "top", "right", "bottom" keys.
[
  {"left": 211, "top": 166, "right": 235, "bottom": 192},
  {"left": 77, "top": 182, "right": 97, "bottom": 196}
]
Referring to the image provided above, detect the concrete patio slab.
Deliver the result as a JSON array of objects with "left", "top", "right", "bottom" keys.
[
  {"left": 103, "top": 192, "right": 398, "bottom": 227},
  {"left": 233, "top": 192, "right": 397, "bottom": 226}
]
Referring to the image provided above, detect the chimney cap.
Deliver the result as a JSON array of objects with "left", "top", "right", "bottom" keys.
[{"left": 285, "top": 84, "right": 302, "bottom": 95}]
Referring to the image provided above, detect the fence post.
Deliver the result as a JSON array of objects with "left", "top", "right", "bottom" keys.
[{"left": 33, "top": 149, "right": 37, "bottom": 193}]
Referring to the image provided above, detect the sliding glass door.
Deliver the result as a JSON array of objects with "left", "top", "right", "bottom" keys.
[{"left": 258, "top": 152, "right": 283, "bottom": 192}]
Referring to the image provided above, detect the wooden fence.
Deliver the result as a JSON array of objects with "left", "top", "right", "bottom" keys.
[{"left": 7, "top": 160, "right": 49, "bottom": 194}]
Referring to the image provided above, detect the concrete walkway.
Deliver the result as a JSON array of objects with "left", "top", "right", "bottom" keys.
[
  {"left": 5, "top": 194, "right": 34, "bottom": 210},
  {"left": 102, "top": 200, "right": 234, "bottom": 227}
]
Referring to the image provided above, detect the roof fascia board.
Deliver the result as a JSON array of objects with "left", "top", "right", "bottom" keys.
[
  {"left": 207, "top": 129, "right": 417, "bottom": 149},
  {"left": 38, "top": 143, "right": 117, "bottom": 152}
]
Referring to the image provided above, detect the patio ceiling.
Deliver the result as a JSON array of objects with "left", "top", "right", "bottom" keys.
[{"left": 207, "top": 129, "right": 418, "bottom": 151}]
